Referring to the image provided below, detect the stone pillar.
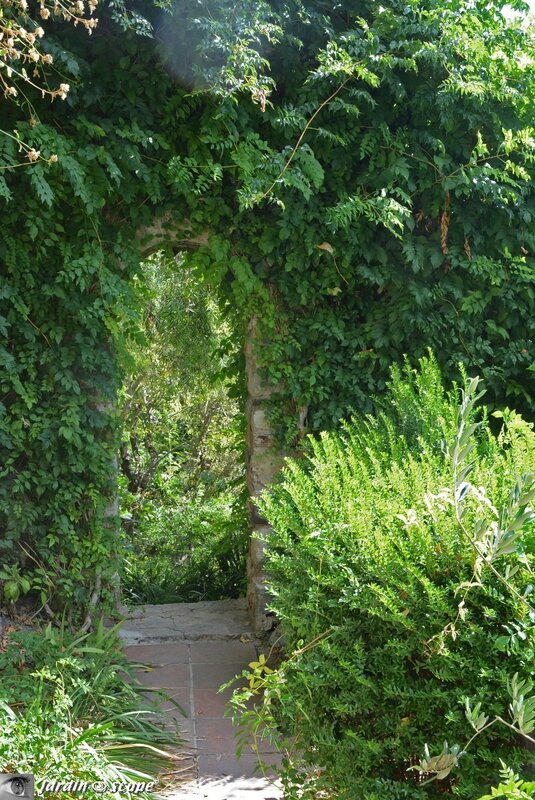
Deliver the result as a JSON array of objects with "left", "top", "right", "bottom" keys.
[{"left": 245, "top": 317, "right": 285, "bottom": 634}]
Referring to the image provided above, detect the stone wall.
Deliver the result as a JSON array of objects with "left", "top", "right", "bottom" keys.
[{"left": 244, "top": 317, "right": 285, "bottom": 634}]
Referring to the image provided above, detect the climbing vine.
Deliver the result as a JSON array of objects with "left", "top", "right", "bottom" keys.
[
  {"left": 178, "top": 0, "right": 535, "bottom": 438},
  {"left": 0, "top": 7, "right": 191, "bottom": 622}
]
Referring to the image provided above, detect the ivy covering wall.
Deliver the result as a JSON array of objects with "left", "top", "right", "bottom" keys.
[
  {"left": 176, "top": 0, "right": 535, "bottom": 437},
  {"left": 0, "top": 11, "right": 189, "bottom": 620},
  {"left": 0, "top": 0, "right": 533, "bottom": 621}
]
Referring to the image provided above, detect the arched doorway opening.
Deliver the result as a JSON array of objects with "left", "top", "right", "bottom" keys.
[{"left": 118, "top": 251, "right": 249, "bottom": 606}]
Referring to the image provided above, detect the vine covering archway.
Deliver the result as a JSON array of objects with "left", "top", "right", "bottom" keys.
[{"left": 0, "top": 0, "right": 533, "bottom": 629}]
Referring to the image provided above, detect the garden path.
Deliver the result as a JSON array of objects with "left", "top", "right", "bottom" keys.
[{"left": 120, "top": 599, "right": 283, "bottom": 800}]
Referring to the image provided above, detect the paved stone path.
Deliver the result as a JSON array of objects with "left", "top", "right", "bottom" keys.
[{"left": 119, "top": 599, "right": 283, "bottom": 800}]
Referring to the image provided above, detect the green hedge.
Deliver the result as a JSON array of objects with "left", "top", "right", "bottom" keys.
[{"left": 257, "top": 356, "right": 535, "bottom": 799}]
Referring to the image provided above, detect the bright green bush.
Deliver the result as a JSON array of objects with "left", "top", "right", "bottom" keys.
[
  {"left": 254, "top": 355, "right": 535, "bottom": 799},
  {"left": 477, "top": 764, "right": 535, "bottom": 800}
]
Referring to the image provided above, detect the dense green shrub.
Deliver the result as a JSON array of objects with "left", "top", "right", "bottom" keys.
[
  {"left": 253, "top": 356, "right": 535, "bottom": 799},
  {"left": 0, "top": 622, "right": 180, "bottom": 799}
]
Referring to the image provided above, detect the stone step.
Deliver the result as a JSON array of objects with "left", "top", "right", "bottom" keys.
[{"left": 118, "top": 599, "right": 256, "bottom": 646}]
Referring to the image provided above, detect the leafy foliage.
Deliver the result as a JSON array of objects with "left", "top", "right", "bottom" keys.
[
  {"left": 1, "top": 621, "right": 144, "bottom": 720},
  {"left": 118, "top": 254, "right": 243, "bottom": 501},
  {"left": 119, "top": 254, "right": 248, "bottom": 603},
  {"left": 477, "top": 764, "right": 535, "bottom": 800},
  {"left": 0, "top": 0, "right": 533, "bottom": 621},
  {"left": 239, "top": 356, "right": 535, "bottom": 799},
  {"left": 0, "top": 8, "right": 192, "bottom": 620},
  {"left": 176, "top": 0, "right": 535, "bottom": 440},
  {"left": 122, "top": 491, "right": 248, "bottom": 604},
  {"left": 0, "top": 0, "right": 97, "bottom": 104},
  {"left": 0, "top": 621, "right": 180, "bottom": 799}
]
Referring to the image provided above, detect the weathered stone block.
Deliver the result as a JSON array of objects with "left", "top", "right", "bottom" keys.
[
  {"left": 251, "top": 407, "right": 271, "bottom": 436},
  {"left": 247, "top": 537, "right": 266, "bottom": 580},
  {"left": 247, "top": 451, "right": 284, "bottom": 498},
  {"left": 247, "top": 577, "right": 275, "bottom": 633}
]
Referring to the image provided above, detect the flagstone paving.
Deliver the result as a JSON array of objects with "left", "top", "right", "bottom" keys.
[{"left": 120, "top": 599, "right": 283, "bottom": 800}]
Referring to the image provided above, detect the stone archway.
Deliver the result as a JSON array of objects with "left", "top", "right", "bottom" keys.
[{"left": 133, "top": 219, "right": 282, "bottom": 634}]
